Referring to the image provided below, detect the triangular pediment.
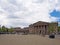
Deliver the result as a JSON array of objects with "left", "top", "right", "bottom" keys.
[{"left": 33, "top": 21, "right": 49, "bottom": 26}]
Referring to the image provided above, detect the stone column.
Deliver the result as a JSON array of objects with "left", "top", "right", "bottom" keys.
[
  {"left": 42, "top": 25, "right": 45, "bottom": 36},
  {"left": 40, "top": 26, "right": 42, "bottom": 34},
  {"left": 41, "top": 26, "right": 43, "bottom": 34},
  {"left": 46, "top": 25, "right": 49, "bottom": 35},
  {"left": 38, "top": 25, "right": 40, "bottom": 34},
  {"left": 43, "top": 25, "right": 45, "bottom": 35}
]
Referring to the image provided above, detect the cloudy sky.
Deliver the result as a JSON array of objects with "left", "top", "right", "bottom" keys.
[{"left": 0, "top": 0, "right": 60, "bottom": 28}]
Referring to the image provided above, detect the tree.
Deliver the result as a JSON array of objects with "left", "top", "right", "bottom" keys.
[
  {"left": 58, "top": 26, "right": 60, "bottom": 32},
  {"left": 0, "top": 27, "right": 2, "bottom": 32},
  {"left": 8, "top": 27, "right": 14, "bottom": 33},
  {"left": 49, "top": 25, "right": 54, "bottom": 33},
  {"left": 48, "top": 23, "right": 56, "bottom": 34},
  {"left": 2, "top": 26, "right": 7, "bottom": 32}
]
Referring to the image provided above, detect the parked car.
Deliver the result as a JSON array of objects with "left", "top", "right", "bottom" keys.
[{"left": 49, "top": 33, "right": 55, "bottom": 38}]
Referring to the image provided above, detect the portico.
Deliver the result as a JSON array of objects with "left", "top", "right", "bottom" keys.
[
  {"left": 29, "top": 21, "right": 49, "bottom": 35},
  {"left": 34, "top": 25, "right": 48, "bottom": 34}
]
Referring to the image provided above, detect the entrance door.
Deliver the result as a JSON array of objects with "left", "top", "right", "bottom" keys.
[{"left": 39, "top": 30, "right": 41, "bottom": 34}]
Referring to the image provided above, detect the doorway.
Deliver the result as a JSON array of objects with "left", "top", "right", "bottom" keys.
[{"left": 39, "top": 30, "right": 41, "bottom": 34}]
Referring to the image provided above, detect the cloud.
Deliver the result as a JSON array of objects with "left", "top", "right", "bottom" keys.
[
  {"left": 54, "top": 0, "right": 60, "bottom": 11},
  {"left": 0, "top": 10, "right": 8, "bottom": 26},
  {"left": 0, "top": 0, "right": 60, "bottom": 28}
]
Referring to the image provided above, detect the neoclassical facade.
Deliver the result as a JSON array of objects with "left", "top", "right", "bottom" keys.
[
  {"left": 13, "top": 21, "right": 58, "bottom": 35},
  {"left": 29, "top": 21, "right": 58, "bottom": 35}
]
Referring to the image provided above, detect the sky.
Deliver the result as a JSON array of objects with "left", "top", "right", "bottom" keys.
[{"left": 0, "top": 0, "right": 60, "bottom": 28}]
